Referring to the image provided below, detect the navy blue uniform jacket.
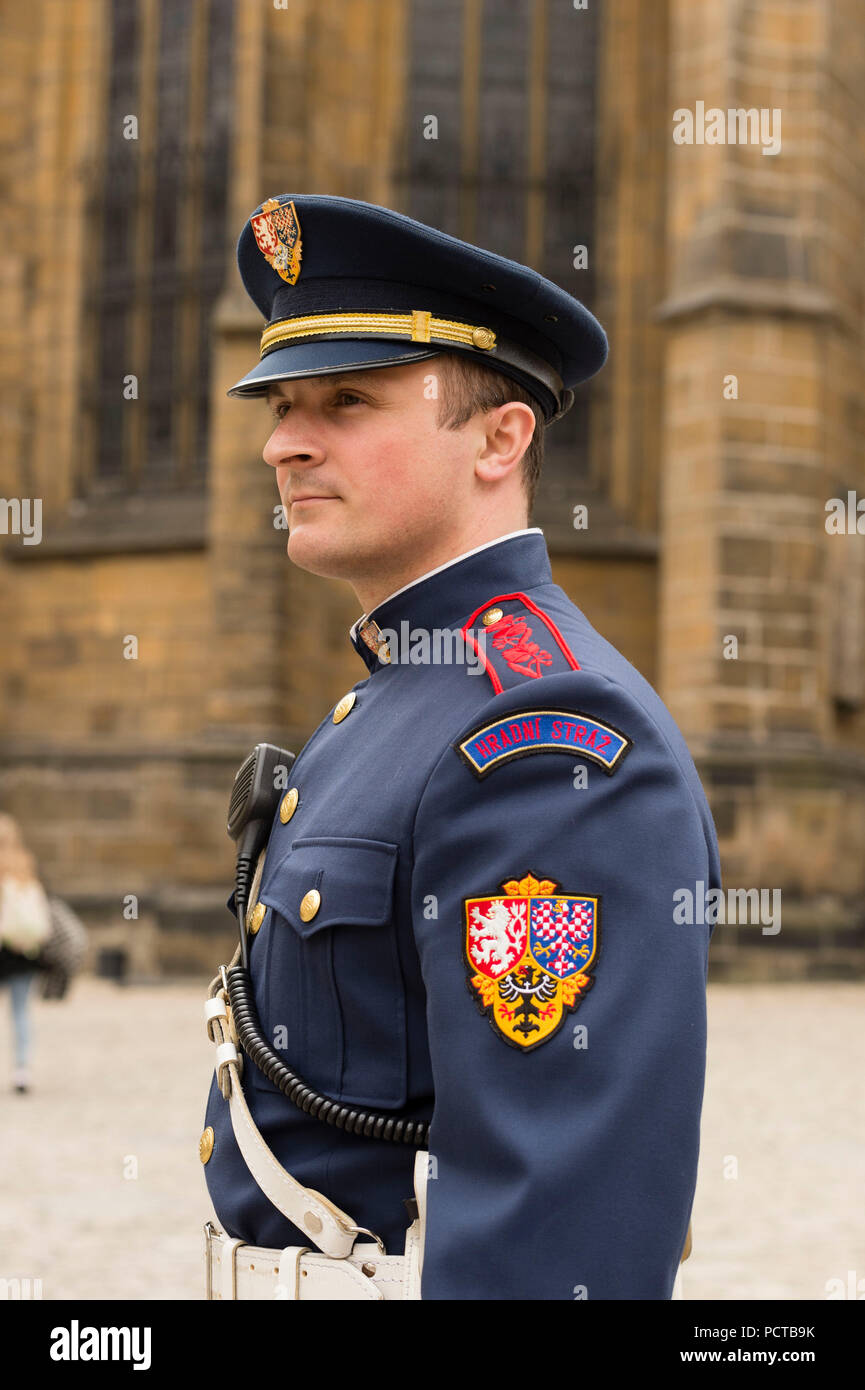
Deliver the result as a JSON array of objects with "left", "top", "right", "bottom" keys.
[{"left": 202, "top": 528, "right": 720, "bottom": 1299}]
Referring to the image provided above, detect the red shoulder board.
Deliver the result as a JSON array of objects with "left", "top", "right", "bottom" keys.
[{"left": 461, "top": 592, "right": 581, "bottom": 694}]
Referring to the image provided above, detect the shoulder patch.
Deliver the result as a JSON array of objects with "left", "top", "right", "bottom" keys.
[
  {"left": 465, "top": 871, "right": 600, "bottom": 1051},
  {"left": 462, "top": 592, "right": 580, "bottom": 692},
  {"left": 455, "top": 707, "right": 632, "bottom": 778}
]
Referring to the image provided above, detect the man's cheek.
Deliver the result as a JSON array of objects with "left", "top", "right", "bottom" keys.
[{"left": 366, "top": 441, "right": 414, "bottom": 492}]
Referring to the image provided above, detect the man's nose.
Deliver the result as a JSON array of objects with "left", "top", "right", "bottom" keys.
[{"left": 262, "top": 416, "right": 326, "bottom": 470}]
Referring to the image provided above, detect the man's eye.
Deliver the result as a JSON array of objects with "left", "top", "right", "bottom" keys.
[{"left": 269, "top": 392, "right": 364, "bottom": 421}]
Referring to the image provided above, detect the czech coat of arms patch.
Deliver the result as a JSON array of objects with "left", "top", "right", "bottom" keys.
[
  {"left": 249, "top": 197, "right": 303, "bottom": 284},
  {"left": 464, "top": 872, "right": 600, "bottom": 1051}
]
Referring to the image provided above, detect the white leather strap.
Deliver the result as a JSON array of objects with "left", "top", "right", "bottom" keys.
[
  {"left": 226, "top": 1056, "right": 358, "bottom": 1258},
  {"left": 205, "top": 991, "right": 361, "bottom": 1259}
]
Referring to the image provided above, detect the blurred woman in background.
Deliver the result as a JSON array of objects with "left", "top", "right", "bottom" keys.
[{"left": 0, "top": 813, "right": 53, "bottom": 1093}]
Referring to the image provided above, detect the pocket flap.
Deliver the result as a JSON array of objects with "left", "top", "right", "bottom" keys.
[{"left": 257, "top": 836, "right": 398, "bottom": 938}]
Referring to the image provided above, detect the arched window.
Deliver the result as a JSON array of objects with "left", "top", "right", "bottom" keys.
[
  {"left": 397, "top": 0, "right": 600, "bottom": 533},
  {"left": 79, "top": 0, "right": 235, "bottom": 496}
]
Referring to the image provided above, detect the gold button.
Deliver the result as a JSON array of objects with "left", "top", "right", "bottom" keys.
[
  {"left": 482, "top": 606, "right": 504, "bottom": 626},
  {"left": 471, "top": 326, "right": 496, "bottom": 350},
  {"left": 247, "top": 901, "right": 266, "bottom": 934},
  {"left": 280, "top": 788, "right": 299, "bottom": 823},
  {"left": 199, "top": 1127, "right": 214, "bottom": 1164},
  {"left": 300, "top": 889, "right": 321, "bottom": 922},
  {"left": 304, "top": 1212, "right": 323, "bottom": 1234},
  {"left": 332, "top": 691, "right": 357, "bottom": 723}
]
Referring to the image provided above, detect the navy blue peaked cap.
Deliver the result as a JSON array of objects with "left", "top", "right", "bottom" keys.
[{"left": 226, "top": 193, "right": 608, "bottom": 423}]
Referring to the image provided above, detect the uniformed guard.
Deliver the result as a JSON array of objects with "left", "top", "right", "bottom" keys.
[{"left": 200, "top": 193, "right": 720, "bottom": 1300}]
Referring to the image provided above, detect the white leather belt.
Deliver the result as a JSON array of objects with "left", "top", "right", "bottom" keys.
[
  {"left": 203, "top": 1222, "right": 423, "bottom": 1301},
  {"left": 204, "top": 933, "right": 428, "bottom": 1300}
]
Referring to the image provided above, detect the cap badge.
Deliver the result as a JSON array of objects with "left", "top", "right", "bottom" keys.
[{"left": 250, "top": 197, "right": 303, "bottom": 284}]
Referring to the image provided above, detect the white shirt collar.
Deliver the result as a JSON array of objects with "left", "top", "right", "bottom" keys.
[{"left": 349, "top": 528, "right": 543, "bottom": 641}]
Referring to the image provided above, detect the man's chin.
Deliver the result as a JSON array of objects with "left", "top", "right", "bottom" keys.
[{"left": 286, "top": 524, "right": 353, "bottom": 580}]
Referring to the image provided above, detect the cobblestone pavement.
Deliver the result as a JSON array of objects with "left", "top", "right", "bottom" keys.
[{"left": 0, "top": 978, "right": 861, "bottom": 1300}]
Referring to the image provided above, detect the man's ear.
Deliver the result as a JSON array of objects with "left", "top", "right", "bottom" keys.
[{"left": 474, "top": 401, "right": 536, "bottom": 484}]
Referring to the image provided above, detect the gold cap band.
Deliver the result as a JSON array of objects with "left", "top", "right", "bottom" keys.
[{"left": 260, "top": 310, "right": 496, "bottom": 357}]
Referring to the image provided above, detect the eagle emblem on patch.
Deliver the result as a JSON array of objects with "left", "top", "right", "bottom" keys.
[
  {"left": 250, "top": 198, "right": 303, "bottom": 284},
  {"left": 464, "top": 872, "right": 599, "bottom": 1051}
]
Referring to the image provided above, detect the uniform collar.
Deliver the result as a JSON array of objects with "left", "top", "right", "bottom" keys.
[{"left": 348, "top": 528, "right": 551, "bottom": 672}]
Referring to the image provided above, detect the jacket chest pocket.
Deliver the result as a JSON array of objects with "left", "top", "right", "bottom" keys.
[{"left": 253, "top": 836, "right": 407, "bottom": 1109}]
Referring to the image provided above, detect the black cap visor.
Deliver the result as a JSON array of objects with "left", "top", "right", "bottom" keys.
[{"left": 226, "top": 338, "right": 442, "bottom": 397}]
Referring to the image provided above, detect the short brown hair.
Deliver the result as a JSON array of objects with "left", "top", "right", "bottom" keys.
[{"left": 433, "top": 352, "right": 545, "bottom": 518}]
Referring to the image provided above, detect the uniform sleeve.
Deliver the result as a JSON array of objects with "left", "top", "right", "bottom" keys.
[{"left": 409, "top": 668, "right": 719, "bottom": 1300}]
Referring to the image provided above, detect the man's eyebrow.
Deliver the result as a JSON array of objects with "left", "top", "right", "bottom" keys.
[{"left": 264, "top": 371, "right": 390, "bottom": 404}]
